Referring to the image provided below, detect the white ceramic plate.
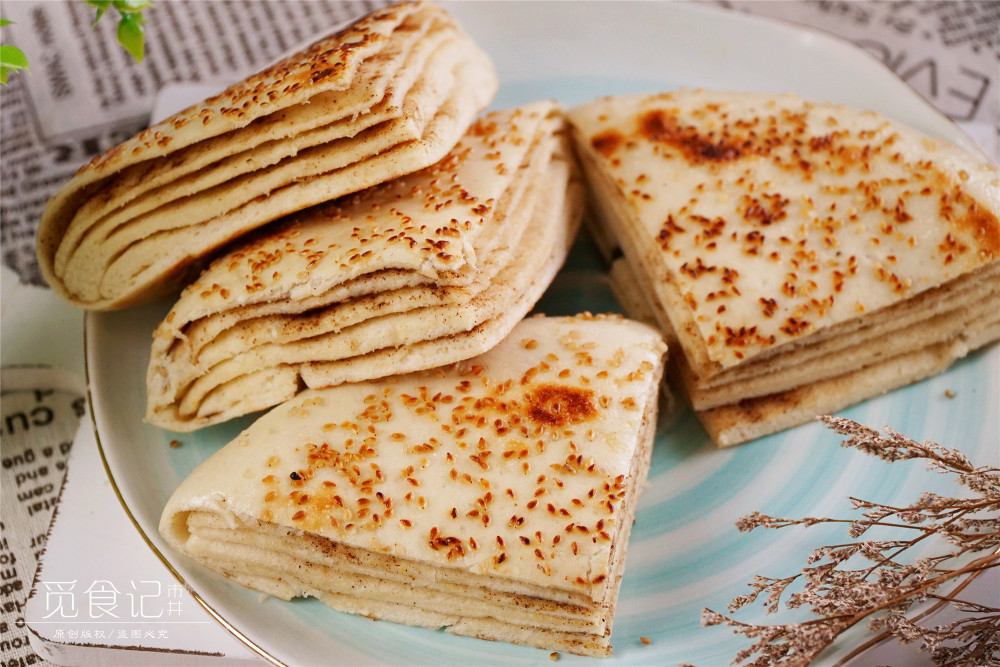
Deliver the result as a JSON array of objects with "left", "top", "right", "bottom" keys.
[{"left": 86, "top": 3, "right": 999, "bottom": 666}]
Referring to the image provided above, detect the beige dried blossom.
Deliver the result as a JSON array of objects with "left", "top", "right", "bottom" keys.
[{"left": 702, "top": 416, "right": 999, "bottom": 666}]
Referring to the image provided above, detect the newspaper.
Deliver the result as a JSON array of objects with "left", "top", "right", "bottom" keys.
[
  {"left": 0, "top": 0, "right": 387, "bottom": 287},
  {"left": 0, "top": 369, "right": 84, "bottom": 667},
  {"left": 719, "top": 0, "right": 1000, "bottom": 153}
]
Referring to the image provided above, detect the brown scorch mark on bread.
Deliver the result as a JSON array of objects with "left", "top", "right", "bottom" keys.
[{"left": 526, "top": 385, "right": 598, "bottom": 427}]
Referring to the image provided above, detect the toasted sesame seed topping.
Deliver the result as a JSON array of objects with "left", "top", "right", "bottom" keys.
[
  {"left": 574, "top": 90, "right": 999, "bottom": 368},
  {"left": 216, "top": 316, "right": 665, "bottom": 602}
]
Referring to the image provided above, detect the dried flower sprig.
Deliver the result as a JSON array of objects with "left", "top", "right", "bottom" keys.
[{"left": 702, "top": 415, "right": 1000, "bottom": 666}]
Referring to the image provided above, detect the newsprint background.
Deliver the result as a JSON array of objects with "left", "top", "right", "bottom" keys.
[{"left": 1, "top": 1, "right": 998, "bottom": 666}]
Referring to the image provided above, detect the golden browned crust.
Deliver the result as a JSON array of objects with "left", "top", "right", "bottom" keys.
[{"left": 36, "top": 1, "right": 497, "bottom": 310}]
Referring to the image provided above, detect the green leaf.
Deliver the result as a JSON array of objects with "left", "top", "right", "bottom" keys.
[
  {"left": 84, "top": 0, "right": 112, "bottom": 24},
  {"left": 116, "top": 12, "right": 144, "bottom": 62},
  {"left": 85, "top": 0, "right": 152, "bottom": 63},
  {"left": 111, "top": 0, "right": 153, "bottom": 14},
  {"left": 0, "top": 44, "right": 27, "bottom": 68},
  {"left": 0, "top": 43, "right": 29, "bottom": 85},
  {"left": 0, "top": 18, "right": 14, "bottom": 28}
]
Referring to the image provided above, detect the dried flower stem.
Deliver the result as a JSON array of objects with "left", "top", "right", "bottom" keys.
[
  {"left": 832, "top": 557, "right": 994, "bottom": 667},
  {"left": 703, "top": 416, "right": 1000, "bottom": 666}
]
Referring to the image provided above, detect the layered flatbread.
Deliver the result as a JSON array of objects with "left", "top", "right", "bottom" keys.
[
  {"left": 147, "top": 101, "right": 584, "bottom": 432},
  {"left": 159, "top": 314, "right": 667, "bottom": 657},
  {"left": 568, "top": 89, "right": 1000, "bottom": 446},
  {"left": 37, "top": 1, "right": 497, "bottom": 310}
]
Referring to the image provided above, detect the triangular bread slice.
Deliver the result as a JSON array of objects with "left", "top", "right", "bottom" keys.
[
  {"left": 147, "top": 102, "right": 584, "bottom": 432},
  {"left": 569, "top": 89, "right": 1000, "bottom": 446},
  {"left": 37, "top": 1, "right": 497, "bottom": 310},
  {"left": 159, "top": 314, "right": 667, "bottom": 657}
]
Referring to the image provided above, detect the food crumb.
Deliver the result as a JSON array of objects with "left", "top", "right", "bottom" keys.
[
  {"left": 169, "top": 439, "right": 181, "bottom": 448},
  {"left": 945, "top": 389, "right": 955, "bottom": 399},
  {"left": 549, "top": 652, "right": 559, "bottom": 661},
  {"left": 640, "top": 636, "right": 652, "bottom": 645}
]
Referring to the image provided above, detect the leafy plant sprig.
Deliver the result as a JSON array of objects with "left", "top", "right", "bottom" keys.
[
  {"left": 0, "top": 19, "right": 29, "bottom": 85},
  {"left": 702, "top": 415, "right": 1000, "bottom": 666},
  {"left": 85, "top": 0, "right": 153, "bottom": 63},
  {"left": 1, "top": 1, "right": 152, "bottom": 86}
]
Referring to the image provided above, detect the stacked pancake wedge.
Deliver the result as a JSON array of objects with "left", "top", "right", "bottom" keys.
[
  {"left": 159, "top": 314, "right": 667, "bottom": 657},
  {"left": 568, "top": 89, "right": 1000, "bottom": 447},
  {"left": 37, "top": 1, "right": 497, "bottom": 310},
  {"left": 147, "top": 101, "right": 584, "bottom": 432}
]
